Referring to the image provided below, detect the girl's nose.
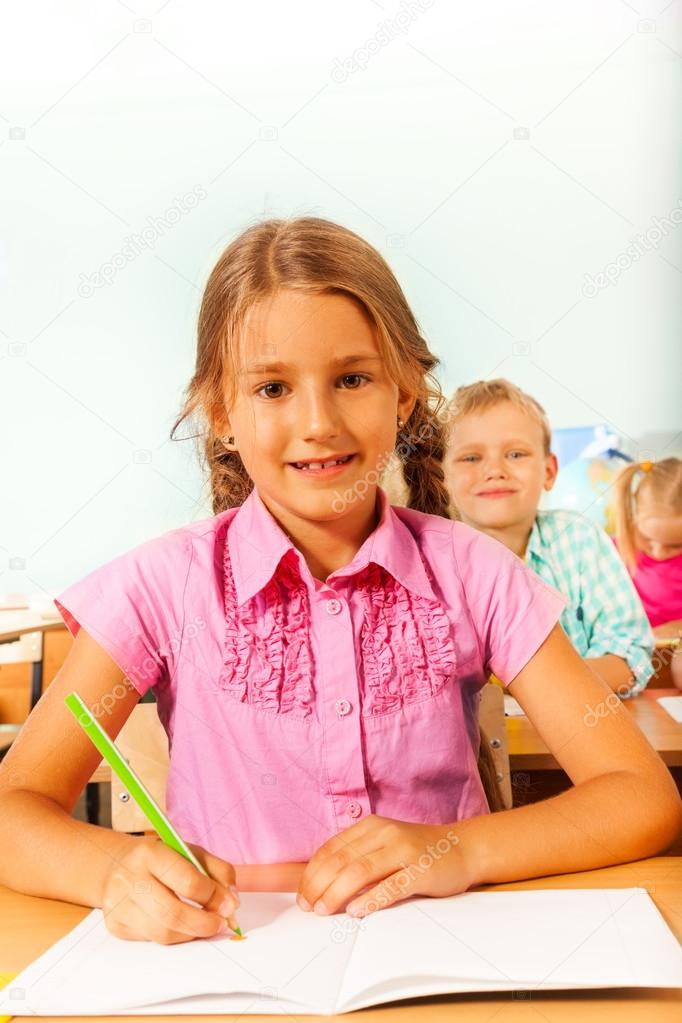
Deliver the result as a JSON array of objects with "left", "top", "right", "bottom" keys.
[{"left": 299, "top": 387, "right": 341, "bottom": 439}]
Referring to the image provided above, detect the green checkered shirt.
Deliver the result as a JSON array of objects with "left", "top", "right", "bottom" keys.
[{"left": 525, "top": 509, "right": 654, "bottom": 696}]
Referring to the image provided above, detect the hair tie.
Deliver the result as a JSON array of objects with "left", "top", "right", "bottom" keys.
[{"left": 640, "top": 460, "right": 653, "bottom": 472}]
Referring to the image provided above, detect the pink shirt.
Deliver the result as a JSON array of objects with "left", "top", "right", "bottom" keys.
[
  {"left": 55, "top": 487, "right": 566, "bottom": 865},
  {"left": 629, "top": 548, "right": 682, "bottom": 628}
]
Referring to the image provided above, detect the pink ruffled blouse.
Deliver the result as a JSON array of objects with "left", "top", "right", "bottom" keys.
[{"left": 55, "top": 487, "right": 565, "bottom": 864}]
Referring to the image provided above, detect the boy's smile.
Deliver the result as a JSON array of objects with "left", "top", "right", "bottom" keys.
[{"left": 445, "top": 401, "right": 558, "bottom": 552}]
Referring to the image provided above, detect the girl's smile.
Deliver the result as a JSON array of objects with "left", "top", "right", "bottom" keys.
[{"left": 288, "top": 453, "right": 357, "bottom": 477}]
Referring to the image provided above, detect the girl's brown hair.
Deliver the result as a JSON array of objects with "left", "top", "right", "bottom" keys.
[
  {"left": 614, "top": 458, "right": 682, "bottom": 573},
  {"left": 170, "top": 216, "right": 451, "bottom": 518}
]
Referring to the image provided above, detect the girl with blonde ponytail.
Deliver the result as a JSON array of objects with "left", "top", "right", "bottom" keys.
[{"left": 614, "top": 458, "right": 682, "bottom": 686}]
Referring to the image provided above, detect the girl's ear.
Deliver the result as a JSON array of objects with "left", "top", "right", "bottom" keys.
[
  {"left": 543, "top": 452, "right": 559, "bottom": 492},
  {"left": 398, "top": 394, "right": 418, "bottom": 425},
  {"left": 212, "top": 407, "right": 233, "bottom": 440}
]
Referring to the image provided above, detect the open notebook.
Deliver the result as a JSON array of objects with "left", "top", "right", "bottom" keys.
[{"left": 2, "top": 888, "right": 681, "bottom": 1016}]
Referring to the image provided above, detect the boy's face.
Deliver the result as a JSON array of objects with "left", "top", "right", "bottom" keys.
[
  {"left": 445, "top": 401, "right": 558, "bottom": 532},
  {"left": 222, "top": 289, "right": 415, "bottom": 535}
]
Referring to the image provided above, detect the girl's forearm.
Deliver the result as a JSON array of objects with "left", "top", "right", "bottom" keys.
[
  {"left": 454, "top": 770, "right": 682, "bottom": 887},
  {"left": 0, "top": 788, "right": 137, "bottom": 908}
]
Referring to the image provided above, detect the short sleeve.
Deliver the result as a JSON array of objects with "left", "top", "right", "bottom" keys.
[
  {"left": 452, "top": 524, "right": 568, "bottom": 685},
  {"left": 54, "top": 530, "right": 192, "bottom": 697}
]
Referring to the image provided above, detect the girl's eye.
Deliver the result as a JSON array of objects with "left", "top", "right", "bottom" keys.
[
  {"left": 460, "top": 454, "right": 479, "bottom": 462},
  {"left": 340, "top": 374, "right": 368, "bottom": 389},
  {"left": 254, "top": 374, "right": 370, "bottom": 400},
  {"left": 509, "top": 451, "right": 527, "bottom": 459},
  {"left": 256, "top": 382, "right": 287, "bottom": 399}
]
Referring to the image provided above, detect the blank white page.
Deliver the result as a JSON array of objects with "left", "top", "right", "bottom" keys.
[
  {"left": 337, "top": 888, "right": 682, "bottom": 1011},
  {"left": 0, "top": 892, "right": 354, "bottom": 1017},
  {"left": 657, "top": 696, "right": 682, "bottom": 723}
]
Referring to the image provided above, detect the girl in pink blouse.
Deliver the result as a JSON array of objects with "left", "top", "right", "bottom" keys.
[{"left": 0, "top": 218, "right": 679, "bottom": 945}]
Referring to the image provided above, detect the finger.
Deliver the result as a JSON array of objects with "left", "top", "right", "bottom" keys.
[
  {"left": 300, "top": 845, "right": 391, "bottom": 916},
  {"left": 136, "top": 873, "right": 231, "bottom": 940},
  {"left": 188, "top": 844, "right": 237, "bottom": 890},
  {"left": 298, "top": 818, "right": 375, "bottom": 892},
  {"left": 297, "top": 817, "right": 382, "bottom": 909},
  {"left": 129, "top": 897, "right": 206, "bottom": 945},
  {"left": 195, "top": 849, "right": 240, "bottom": 916},
  {"left": 345, "top": 867, "right": 419, "bottom": 919},
  {"left": 150, "top": 841, "right": 239, "bottom": 920},
  {"left": 105, "top": 900, "right": 197, "bottom": 945}
]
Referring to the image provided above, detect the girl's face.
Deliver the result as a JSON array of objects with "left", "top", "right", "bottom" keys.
[
  {"left": 223, "top": 289, "right": 415, "bottom": 534},
  {"left": 635, "top": 493, "right": 682, "bottom": 560}
]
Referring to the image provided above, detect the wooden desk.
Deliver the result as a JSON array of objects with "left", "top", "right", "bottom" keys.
[
  {"left": 1, "top": 857, "right": 680, "bottom": 1021},
  {"left": 507, "top": 688, "right": 682, "bottom": 771},
  {"left": 0, "top": 609, "right": 64, "bottom": 712},
  {"left": 0, "top": 609, "right": 64, "bottom": 645}
]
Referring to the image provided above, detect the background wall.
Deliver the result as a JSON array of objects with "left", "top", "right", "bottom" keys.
[{"left": 1, "top": 0, "right": 680, "bottom": 597}]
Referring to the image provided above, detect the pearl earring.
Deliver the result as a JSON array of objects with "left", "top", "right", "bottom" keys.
[{"left": 397, "top": 416, "right": 404, "bottom": 430}]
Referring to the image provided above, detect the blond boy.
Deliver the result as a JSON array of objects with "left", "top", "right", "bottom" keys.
[{"left": 443, "top": 379, "right": 654, "bottom": 697}]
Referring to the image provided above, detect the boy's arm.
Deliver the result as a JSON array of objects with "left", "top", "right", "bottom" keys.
[
  {"left": 584, "top": 653, "right": 635, "bottom": 693},
  {"left": 579, "top": 524, "right": 654, "bottom": 697}
]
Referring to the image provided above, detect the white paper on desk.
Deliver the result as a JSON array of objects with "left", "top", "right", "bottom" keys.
[
  {"left": 657, "top": 696, "right": 682, "bottom": 723},
  {"left": 1, "top": 888, "right": 681, "bottom": 1016}
]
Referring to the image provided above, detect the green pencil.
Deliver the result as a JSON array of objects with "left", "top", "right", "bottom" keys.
[{"left": 65, "top": 690, "right": 243, "bottom": 938}]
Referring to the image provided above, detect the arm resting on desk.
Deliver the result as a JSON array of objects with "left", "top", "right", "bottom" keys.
[
  {"left": 0, "top": 627, "right": 144, "bottom": 907},
  {"left": 455, "top": 625, "right": 682, "bottom": 887}
]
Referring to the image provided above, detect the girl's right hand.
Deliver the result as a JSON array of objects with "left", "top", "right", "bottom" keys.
[{"left": 101, "top": 836, "right": 240, "bottom": 944}]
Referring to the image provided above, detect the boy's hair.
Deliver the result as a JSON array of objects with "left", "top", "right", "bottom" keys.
[
  {"left": 443, "top": 378, "right": 553, "bottom": 457},
  {"left": 614, "top": 458, "right": 682, "bottom": 573},
  {"left": 171, "top": 216, "right": 451, "bottom": 518}
]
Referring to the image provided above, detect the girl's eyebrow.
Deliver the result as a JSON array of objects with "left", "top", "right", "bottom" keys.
[{"left": 246, "top": 353, "right": 382, "bottom": 375}]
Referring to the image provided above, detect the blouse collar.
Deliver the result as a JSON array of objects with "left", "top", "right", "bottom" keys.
[{"left": 227, "top": 485, "right": 436, "bottom": 606}]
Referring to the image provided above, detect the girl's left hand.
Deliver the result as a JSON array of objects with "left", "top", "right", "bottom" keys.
[{"left": 296, "top": 814, "right": 472, "bottom": 918}]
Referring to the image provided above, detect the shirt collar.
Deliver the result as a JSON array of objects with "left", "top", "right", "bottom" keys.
[{"left": 227, "top": 486, "right": 436, "bottom": 606}]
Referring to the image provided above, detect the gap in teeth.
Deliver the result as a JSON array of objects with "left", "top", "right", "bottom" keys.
[{"left": 296, "top": 456, "right": 350, "bottom": 469}]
